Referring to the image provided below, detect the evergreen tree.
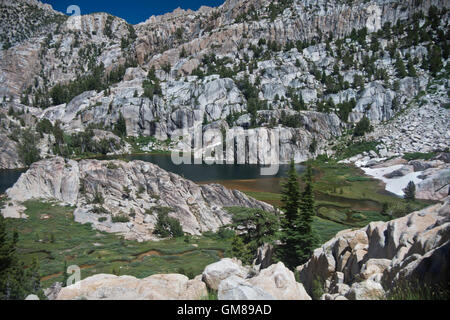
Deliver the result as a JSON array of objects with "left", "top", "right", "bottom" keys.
[
  {"left": 403, "top": 181, "right": 416, "bottom": 202},
  {"left": 296, "top": 165, "right": 319, "bottom": 263},
  {"left": 277, "top": 160, "right": 301, "bottom": 269},
  {"left": 228, "top": 235, "right": 252, "bottom": 265},
  {"left": 277, "top": 162, "right": 318, "bottom": 269},
  {"left": 354, "top": 116, "right": 372, "bottom": 137},
  {"left": 407, "top": 58, "right": 417, "bottom": 77},
  {"left": 113, "top": 112, "right": 127, "bottom": 137},
  {"left": 428, "top": 45, "right": 443, "bottom": 75},
  {"left": 0, "top": 217, "right": 43, "bottom": 300},
  {"left": 395, "top": 55, "right": 407, "bottom": 78}
]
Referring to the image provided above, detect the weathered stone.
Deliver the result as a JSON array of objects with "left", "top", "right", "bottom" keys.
[
  {"left": 56, "top": 274, "right": 207, "bottom": 300},
  {"left": 202, "top": 258, "right": 249, "bottom": 291}
]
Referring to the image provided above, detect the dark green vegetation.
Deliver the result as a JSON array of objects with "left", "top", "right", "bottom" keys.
[
  {"left": 225, "top": 207, "right": 279, "bottom": 265},
  {"left": 153, "top": 210, "right": 184, "bottom": 239},
  {"left": 47, "top": 60, "right": 137, "bottom": 107},
  {"left": 403, "top": 181, "right": 416, "bottom": 201},
  {"left": 277, "top": 162, "right": 318, "bottom": 269},
  {"left": 386, "top": 279, "right": 450, "bottom": 300},
  {"left": 402, "top": 152, "right": 437, "bottom": 161},
  {"left": 0, "top": 214, "right": 44, "bottom": 300},
  {"left": 4, "top": 201, "right": 231, "bottom": 288}
]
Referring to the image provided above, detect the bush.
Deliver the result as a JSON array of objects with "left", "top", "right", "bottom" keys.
[
  {"left": 153, "top": 212, "right": 183, "bottom": 238},
  {"left": 17, "top": 129, "right": 41, "bottom": 166},
  {"left": 403, "top": 152, "right": 436, "bottom": 161},
  {"left": 353, "top": 116, "right": 373, "bottom": 137},
  {"left": 111, "top": 215, "right": 130, "bottom": 223}
]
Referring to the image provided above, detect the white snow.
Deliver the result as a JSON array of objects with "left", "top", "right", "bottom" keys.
[{"left": 361, "top": 165, "right": 423, "bottom": 197}]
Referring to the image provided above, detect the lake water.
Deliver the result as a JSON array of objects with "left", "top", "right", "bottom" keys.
[
  {"left": 0, "top": 154, "right": 304, "bottom": 194},
  {"left": 0, "top": 169, "right": 26, "bottom": 194}
]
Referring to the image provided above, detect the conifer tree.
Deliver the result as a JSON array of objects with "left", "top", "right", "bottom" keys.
[
  {"left": 278, "top": 162, "right": 319, "bottom": 269},
  {"left": 0, "top": 217, "right": 43, "bottom": 300},
  {"left": 277, "top": 160, "right": 301, "bottom": 269},
  {"left": 403, "top": 181, "right": 416, "bottom": 202},
  {"left": 296, "top": 165, "right": 319, "bottom": 263}
]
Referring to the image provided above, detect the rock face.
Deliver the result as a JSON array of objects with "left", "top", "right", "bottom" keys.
[
  {"left": 1, "top": 0, "right": 448, "bottom": 167},
  {"left": 202, "top": 258, "right": 250, "bottom": 290},
  {"left": 252, "top": 243, "right": 274, "bottom": 271},
  {"left": 4, "top": 157, "right": 273, "bottom": 240},
  {"left": 56, "top": 274, "right": 207, "bottom": 300},
  {"left": 214, "top": 259, "right": 311, "bottom": 300},
  {"left": 0, "top": 134, "right": 23, "bottom": 169},
  {"left": 297, "top": 197, "right": 450, "bottom": 299},
  {"left": 246, "top": 262, "right": 311, "bottom": 300}
]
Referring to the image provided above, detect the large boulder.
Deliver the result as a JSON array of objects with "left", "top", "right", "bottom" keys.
[
  {"left": 247, "top": 262, "right": 311, "bottom": 300},
  {"left": 6, "top": 157, "right": 80, "bottom": 205},
  {"left": 345, "top": 280, "right": 385, "bottom": 300},
  {"left": 202, "top": 258, "right": 250, "bottom": 290},
  {"left": 217, "top": 262, "right": 311, "bottom": 300},
  {"left": 56, "top": 274, "right": 207, "bottom": 300},
  {"left": 252, "top": 243, "right": 274, "bottom": 271},
  {"left": 218, "top": 276, "right": 275, "bottom": 300}
]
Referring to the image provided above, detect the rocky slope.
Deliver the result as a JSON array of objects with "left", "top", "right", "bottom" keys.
[
  {"left": 297, "top": 196, "right": 450, "bottom": 300},
  {"left": 4, "top": 157, "right": 273, "bottom": 241},
  {"left": 0, "top": 0, "right": 448, "bottom": 168}
]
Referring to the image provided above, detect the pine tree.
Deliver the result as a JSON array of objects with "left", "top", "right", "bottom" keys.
[
  {"left": 0, "top": 217, "right": 42, "bottom": 300},
  {"left": 296, "top": 165, "right": 319, "bottom": 263},
  {"left": 278, "top": 162, "right": 319, "bottom": 269},
  {"left": 113, "top": 112, "right": 127, "bottom": 137},
  {"left": 428, "top": 45, "right": 443, "bottom": 75},
  {"left": 403, "top": 181, "right": 416, "bottom": 202},
  {"left": 229, "top": 236, "right": 251, "bottom": 265},
  {"left": 395, "top": 55, "right": 407, "bottom": 78},
  {"left": 277, "top": 160, "right": 301, "bottom": 269},
  {"left": 407, "top": 58, "right": 417, "bottom": 77},
  {"left": 62, "top": 260, "right": 69, "bottom": 287}
]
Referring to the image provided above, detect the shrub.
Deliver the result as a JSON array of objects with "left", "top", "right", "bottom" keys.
[
  {"left": 353, "top": 116, "right": 373, "bottom": 137},
  {"left": 112, "top": 215, "right": 130, "bottom": 223},
  {"left": 153, "top": 212, "right": 183, "bottom": 238}
]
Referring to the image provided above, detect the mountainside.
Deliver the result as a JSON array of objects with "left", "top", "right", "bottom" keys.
[{"left": 0, "top": 0, "right": 448, "bottom": 169}]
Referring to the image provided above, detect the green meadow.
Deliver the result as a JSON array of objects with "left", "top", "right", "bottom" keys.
[{"left": 2, "top": 161, "right": 431, "bottom": 287}]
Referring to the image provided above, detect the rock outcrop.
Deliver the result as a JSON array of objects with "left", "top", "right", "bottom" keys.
[
  {"left": 56, "top": 274, "right": 207, "bottom": 300},
  {"left": 202, "top": 258, "right": 311, "bottom": 300},
  {"left": 297, "top": 197, "right": 450, "bottom": 299},
  {"left": 202, "top": 258, "right": 250, "bottom": 290},
  {"left": 4, "top": 157, "right": 273, "bottom": 240}
]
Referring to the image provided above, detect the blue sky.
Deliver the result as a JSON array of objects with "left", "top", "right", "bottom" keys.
[{"left": 42, "top": 0, "right": 225, "bottom": 24}]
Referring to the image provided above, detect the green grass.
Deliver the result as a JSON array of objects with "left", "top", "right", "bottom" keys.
[
  {"left": 385, "top": 280, "right": 450, "bottom": 300},
  {"left": 402, "top": 152, "right": 437, "bottom": 161},
  {"left": 5, "top": 201, "right": 230, "bottom": 288},
  {"left": 333, "top": 140, "right": 380, "bottom": 160},
  {"left": 312, "top": 217, "right": 350, "bottom": 243}
]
